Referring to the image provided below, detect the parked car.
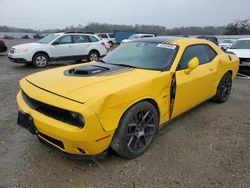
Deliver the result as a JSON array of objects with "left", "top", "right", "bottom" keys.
[
  {"left": 227, "top": 38, "right": 250, "bottom": 66},
  {"left": 17, "top": 37, "right": 239, "bottom": 159},
  {"left": 96, "top": 33, "right": 116, "bottom": 47},
  {"left": 121, "top": 33, "right": 156, "bottom": 44},
  {"left": 0, "top": 40, "right": 7, "bottom": 53},
  {"left": 22, "top": 35, "right": 29, "bottom": 39},
  {"left": 33, "top": 33, "right": 44, "bottom": 39},
  {"left": 4, "top": 35, "right": 14, "bottom": 40},
  {"left": 197, "top": 36, "right": 218, "bottom": 45},
  {"left": 8, "top": 32, "right": 107, "bottom": 68},
  {"left": 219, "top": 39, "right": 236, "bottom": 51}
]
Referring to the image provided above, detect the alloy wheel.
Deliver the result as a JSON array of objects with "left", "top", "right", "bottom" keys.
[
  {"left": 221, "top": 76, "right": 232, "bottom": 101},
  {"left": 89, "top": 53, "right": 99, "bottom": 61},
  {"left": 35, "top": 56, "right": 47, "bottom": 67},
  {"left": 126, "top": 109, "right": 156, "bottom": 153}
]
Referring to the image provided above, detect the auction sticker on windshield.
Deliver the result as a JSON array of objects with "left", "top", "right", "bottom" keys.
[{"left": 157, "top": 44, "right": 176, "bottom": 49}]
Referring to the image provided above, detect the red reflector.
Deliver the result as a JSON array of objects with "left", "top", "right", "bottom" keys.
[{"left": 96, "top": 135, "right": 111, "bottom": 142}]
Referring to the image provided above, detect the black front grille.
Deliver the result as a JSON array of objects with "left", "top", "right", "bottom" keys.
[
  {"left": 240, "top": 58, "right": 250, "bottom": 63},
  {"left": 39, "top": 132, "right": 64, "bottom": 149},
  {"left": 21, "top": 91, "right": 84, "bottom": 128}
]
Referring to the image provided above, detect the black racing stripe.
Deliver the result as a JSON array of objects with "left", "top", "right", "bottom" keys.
[
  {"left": 166, "top": 39, "right": 177, "bottom": 44},
  {"left": 96, "top": 67, "right": 134, "bottom": 76},
  {"left": 25, "top": 79, "right": 84, "bottom": 104}
]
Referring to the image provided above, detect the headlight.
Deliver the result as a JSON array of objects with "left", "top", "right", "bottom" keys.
[
  {"left": 21, "top": 90, "right": 85, "bottom": 128},
  {"left": 15, "top": 48, "right": 28, "bottom": 53},
  {"left": 68, "top": 112, "right": 85, "bottom": 128}
]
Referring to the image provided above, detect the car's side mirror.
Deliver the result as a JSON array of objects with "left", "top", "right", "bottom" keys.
[{"left": 184, "top": 57, "right": 199, "bottom": 74}]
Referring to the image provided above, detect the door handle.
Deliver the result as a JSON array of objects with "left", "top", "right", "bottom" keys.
[{"left": 209, "top": 68, "right": 214, "bottom": 71}]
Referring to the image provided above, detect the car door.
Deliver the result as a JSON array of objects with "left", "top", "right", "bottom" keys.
[
  {"left": 51, "top": 35, "right": 74, "bottom": 59},
  {"left": 171, "top": 44, "right": 218, "bottom": 118},
  {"left": 72, "top": 35, "right": 90, "bottom": 56}
]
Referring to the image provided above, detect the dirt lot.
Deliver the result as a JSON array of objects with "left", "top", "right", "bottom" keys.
[{"left": 0, "top": 39, "right": 249, "bottom": 188}]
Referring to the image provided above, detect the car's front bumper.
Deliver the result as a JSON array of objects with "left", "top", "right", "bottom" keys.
[
  {"left": 8, "top": 52, "right": 31, "bottom": 63},
  {"left": 8, "top": 56, "right": 30, "bottom": 63},
  {"left": 240, "top": 58, "right": 250, "bottom": 67},
  {"left": 17, "top": 79, "right": 115, "bottom": 157}
]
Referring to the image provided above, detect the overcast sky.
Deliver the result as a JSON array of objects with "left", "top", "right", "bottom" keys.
[{"left": 0, "top": 0, "right": 249, "bottom": 30}]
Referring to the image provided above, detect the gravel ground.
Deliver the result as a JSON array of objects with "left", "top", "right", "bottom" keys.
[{"left": 0, "top": 39, "right": 249, "bottom": 188}]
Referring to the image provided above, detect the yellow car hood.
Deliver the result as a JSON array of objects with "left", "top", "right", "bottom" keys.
[{"left": 24, "top": 63, "right": 161, "bottom": 103}]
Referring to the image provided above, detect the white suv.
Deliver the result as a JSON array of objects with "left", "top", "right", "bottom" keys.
[
  {"left": 8, "top": 32, "right": 107, "bottom": 68},
  {"left": 96, "top": 33, "right": 116, "bottom": 47}
]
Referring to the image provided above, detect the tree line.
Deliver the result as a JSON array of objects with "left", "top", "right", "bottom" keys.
[{"left": 1, "top": 19, "right": 249, "bottom": 35}]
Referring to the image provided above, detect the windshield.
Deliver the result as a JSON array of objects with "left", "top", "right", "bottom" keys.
[
  {"left": 102, "top": 42, "right": 177, "bottom": 70},
  {"left": 38, "top": 34, "right": 60, "bottom": 44},
  {"left": 230, "top": 40, "right": 250, "bottom": 49},
  {"left": 129, "top": 35, "right": 140, "bottom": 40}
]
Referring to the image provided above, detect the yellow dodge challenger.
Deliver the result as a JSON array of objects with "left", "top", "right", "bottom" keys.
[{"left": 17, "top": 37, "right": 239, "bottom": 159}]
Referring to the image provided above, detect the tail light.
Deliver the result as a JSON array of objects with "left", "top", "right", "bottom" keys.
[{"left": 100, "top": 42, "right": 106, "bottom": 46}]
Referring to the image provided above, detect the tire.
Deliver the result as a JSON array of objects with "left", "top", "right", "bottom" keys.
[
  {"left": 111, "top": 101, "right": 158, "bottom": 159},
  {"left": 32, "top": 53, "right": 49, "bottom": 68},
  {"left": 88, "top": 51, "right": 99, "bottom": 62},
  {"left": 212, "top": 72, "right": 232, "bottom": 103},
  {"left": 108, "top": 41, "right": 113, "bottom": 47}
]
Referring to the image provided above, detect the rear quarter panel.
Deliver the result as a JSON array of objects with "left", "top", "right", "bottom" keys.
[{"left": 214, "top": 53, "right": 239, "bottom": 88}]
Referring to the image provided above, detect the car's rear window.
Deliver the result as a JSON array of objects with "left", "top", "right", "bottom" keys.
[
  {"left": 98, "top": 34, "right": 108, "bottom": 38},
  {"left": 109, "top": 34, "right": 115, "bottom": 38}
]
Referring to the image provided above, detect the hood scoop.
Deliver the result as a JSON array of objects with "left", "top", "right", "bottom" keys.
[{"left": 65, "top": 65, "right": 110, "bottom": 77}]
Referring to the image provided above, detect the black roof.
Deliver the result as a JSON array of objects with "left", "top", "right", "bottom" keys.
[{"left": 133, "top": 36, "right": 182, "bottom": 43}]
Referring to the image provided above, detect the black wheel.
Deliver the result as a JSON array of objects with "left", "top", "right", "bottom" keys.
[
  {"left": 111, "top": 101, "right": 158, "bottom": 159},
  {"left": 212, "top": 72, "right": 232, "bottom": 103},
  {"left": 108, "top": 41, "right": 113, "bottom": 47},
  {"left": 32, "top": 53, "right": 49, "bottom": 68},
  {"left": 88, "top": 51, "right": 99, "bottom": 62}
]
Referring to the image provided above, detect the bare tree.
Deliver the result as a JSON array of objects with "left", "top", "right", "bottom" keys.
[{"left": 225, "top": 19, "right": 250, "bottom": 35}]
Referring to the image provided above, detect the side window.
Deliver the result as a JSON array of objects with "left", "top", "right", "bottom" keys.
[
  {"left": 73, "top": 35, "right": 89, "bottom": 43},
  {"left": 98, "top": 34, "right": 108, "bottom": 39},
  {"left": 88, "top": 36, "right": 99, "bottom": 42},
  {"left": 55, "top": 35, "right": 72, "bottom": 45},
  {"left": 177, "top": 44, "right": 217, "bottom": 70},
  {"left": 109, "top": 34, "right": 115, "bottom": 38},
  {"left": 204, "top": 45, "right": 217, "bottom": 61}
]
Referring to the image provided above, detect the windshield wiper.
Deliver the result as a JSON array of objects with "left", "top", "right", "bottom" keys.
[
  {"left": 100, "top": 61, "right": 138, "bottom": 68},
  {"left": 115, "top": 64, "right": 138, "bottom": 68}
]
